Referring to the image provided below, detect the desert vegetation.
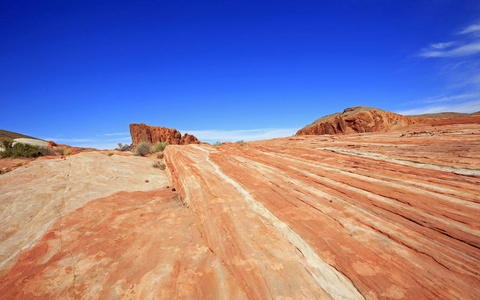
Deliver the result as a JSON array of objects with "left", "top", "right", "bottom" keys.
[
  {"left": 152, "top": 161, "right": 166, "bottom": 170},
  {"left": 117, "top": 143, "right": 132, "bottom": 151},
  {"left": 135, "top": 141, "right": 153, "bottom": 156},
  {"left": 1, "top": 140, "right": 43, "bottom": 158},
  {"left": 235, "top": 140, "right": 246, "bottom": 146},
  {"left": 212, "top": 141, "right": 223, "bottom": 147},
  {"left": 55, "top": 147, "right": 73, "bottom": 156},
  {"left": 154, "top": 142, "right": 169, "bottom": 152},
  {"left": 134, "top": 141, "right": 169, "bottom": 156},
  {"left": 38, "top": 146, "right": 55, "bottom": 156}
]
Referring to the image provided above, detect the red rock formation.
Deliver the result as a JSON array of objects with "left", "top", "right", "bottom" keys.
[
  {"left": 129, "top": 123, "right": 200, "bottom": 145},
  {"left": 296, "top": 106, "right": 415, "bottom": 135}
]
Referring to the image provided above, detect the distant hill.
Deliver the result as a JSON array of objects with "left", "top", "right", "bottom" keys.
[
  {"left": 296, "top": 107, "right": 480, "bottom": 136},
  {"left": 0, "top": 129, "right": 45, "bottom": 142},
  {"left": 296, "top": 106, "right": 414, "bottom": 136},
  {"left": 408, "top": 112, "right": 479, "bottom": 118}
]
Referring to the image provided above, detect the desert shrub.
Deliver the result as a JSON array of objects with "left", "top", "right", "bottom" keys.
[
  {"left": 157, "top": 153, "right": 164, "bottom": 159},
  {"left": 117, "top": 143, "right": 132, "bottom": 151},
  {"left": 153, "top": 142, "right": 169, "bottom": 152},
  {"left": 107, "top": 151, "right": 115, "bottom": 156},
  {"left": 135, "top": 141, "right": 153, "bottom": 156},
  {"left": 235, "top": 140, "right": 246, "bottom": 146},
  {"left": 55, "top": 147, "right": 64, "bottom": 155},
  {"left": 152, "top": 161, "right": 166, "bottom": 170},
  {"left": 1, "top": 140, "right": 42, "bottom": 158},
  {"left": 212, "top": 141, "right": 223, "bottom": 147},
  {"left": 38, "top": 146, "right": 55, "bottom": 156},
  {"left": 2, "top": 139, "right": 14, "bottom": 150},
  {"left": 55, "top": 147, "right": 70, "bottom": 155}
]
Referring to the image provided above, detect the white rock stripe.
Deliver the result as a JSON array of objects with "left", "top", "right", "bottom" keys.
[
  {"left": 196, "top": 147, "right": 365, "bottom": 300},
  {"left": 259, "top": 150, "right": 480, "bottom": 211},
  {"left": 318, "top": 147, "right": 480, "bottom": 176},
  {"left": 0, "top": 220, "right": 55, "bottom": 268}
]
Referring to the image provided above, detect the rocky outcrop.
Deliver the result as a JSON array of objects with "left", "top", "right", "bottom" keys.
[
  {"left": 296, "top": 106, "right": 415, "bottom": 135},
  {"left": 129, "top": 123, "right": 200, "bottom": 145}
]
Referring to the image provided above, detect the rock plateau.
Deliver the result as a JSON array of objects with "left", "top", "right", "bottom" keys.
[{"left": 129, "top": 123, "right": 200, "bottom": 146}]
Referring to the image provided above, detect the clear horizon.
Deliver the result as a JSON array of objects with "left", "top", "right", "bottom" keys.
[{"left": 1, "top": 1, "right": 480, "bottom": 149}]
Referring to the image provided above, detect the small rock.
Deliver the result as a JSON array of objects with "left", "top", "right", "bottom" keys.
[
  {"left": 145, "top": 180, "right": 149, "bottom": 183},
  {"left": 172, "top": 187, "right": 176, "bottom": 191}
]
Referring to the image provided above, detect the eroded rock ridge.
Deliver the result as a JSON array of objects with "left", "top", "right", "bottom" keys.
[{"left": 129, "top": 123, "right": 200, "bottom": 145}]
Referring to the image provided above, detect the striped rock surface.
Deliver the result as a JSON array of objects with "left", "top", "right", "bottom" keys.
[{"left": 0, "top": 118, "right": 479, "bottom": 299}]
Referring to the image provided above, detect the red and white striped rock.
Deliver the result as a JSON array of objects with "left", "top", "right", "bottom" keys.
[{"left": 1, "top": 117, "right": 479, "bottom": 299}]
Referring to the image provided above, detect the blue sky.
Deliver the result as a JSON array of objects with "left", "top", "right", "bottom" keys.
[{"left": 1, "top": 0, "right": 480, "bottom": 148}]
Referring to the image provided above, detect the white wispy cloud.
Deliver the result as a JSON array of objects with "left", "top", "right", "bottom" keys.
[
  {"left": 420, "top": 42, "right": 480, "bottom": 57},
  {"left": 397, "top": 99, "right": 480, "bottom": 115},
  {"left": 420, "top": 21, "right": 480, "bottom": 58},
  {"left": 421, "top": 93, "right": 480, "bottom": 104},
  {"left": 99, "top": 132, "right": 130, "bottom": 136},
  {"left": 407, "top": 20, "right": 480, "bottom": 117},
  {"left": 459, "top": 22, "right": 480, "bottom": 34},
  {"left": 430, "top": 41, "right": 457, "bottom": 49},
  {"left": 180, "top": 128, "right": 298, "bottom": 143}
]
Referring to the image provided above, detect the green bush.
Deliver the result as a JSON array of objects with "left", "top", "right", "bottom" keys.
[
  {"left": 135, "top": 141, "right": 153, "bottom": 156},
  {"left": 0, "top": 140, "right": 42, "bottom": 158},
  {"left": 153, "top": 142, "right": 169, "bottom": 152},
  {"left": 235, "top": 140, "right": 246, "bottom": 146},
  {"left": 2, "top": 139, "right": 14, "bottom": 150},
  {"left": 152, "top": 161, "right": 166, "bottom": 170},
  {"left": 212, "top": 141, "right": 223, "bottom": 147}
]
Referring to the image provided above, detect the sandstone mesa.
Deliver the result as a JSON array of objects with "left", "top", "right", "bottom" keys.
[{"left": 1, "top": 109, "right": 479, "bottom": 299}]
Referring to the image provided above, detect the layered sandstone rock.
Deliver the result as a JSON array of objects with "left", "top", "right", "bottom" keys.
[
  {"left": 165, "top": 120, "right": 480, "bottom": 299},
  {"left": 129, "top": 123, "right": 200, "bottom": 146},
  {"left": 296, "top": 106, "right": 415, "bottom": 135},
  {"left": 1, "top": 117, "right": 480, "bottom": 299}
]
